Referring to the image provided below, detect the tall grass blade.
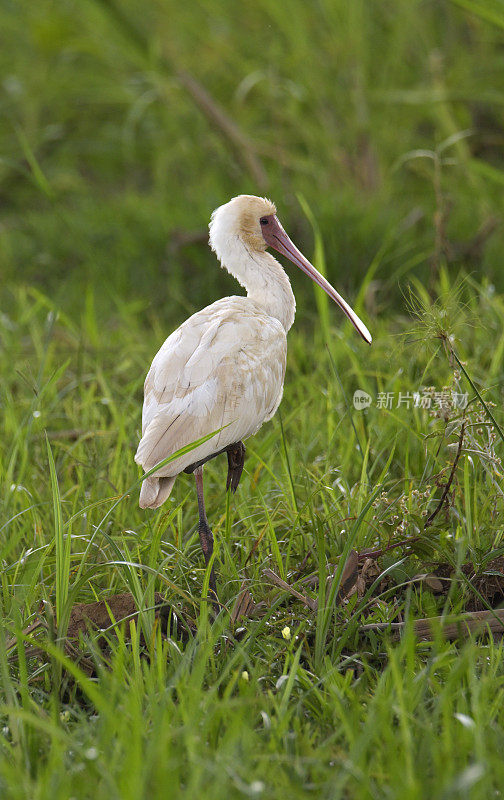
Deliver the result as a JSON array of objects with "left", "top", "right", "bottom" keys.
[
  {"left": 297, "top": 193, "right": 330, "bottom": 342},
  {"left": 315, "top": 482, "right": 382, "bottom": 669},
  {"left": 45, "top": 435, "right": 71, "bottom": 637}
]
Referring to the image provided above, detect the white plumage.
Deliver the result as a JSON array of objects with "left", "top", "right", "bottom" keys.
[
  {"left": 135, "top": 194, "right": 371, "bottom": 522},
  {"left": 135, "top": 296, "right": 287, "bottom": 507}
]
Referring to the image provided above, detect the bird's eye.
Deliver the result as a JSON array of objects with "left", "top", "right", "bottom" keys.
[{"left": 260, "top": 217, "right": 269, "bottom": 226}]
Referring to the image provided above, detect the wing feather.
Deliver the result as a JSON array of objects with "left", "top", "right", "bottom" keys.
[{"left": 135, "top": 297, "right": 286, "bottom": 477}]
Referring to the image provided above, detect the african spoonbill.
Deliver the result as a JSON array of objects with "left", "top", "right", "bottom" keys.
[{"left": 135, "top": 195, "right": 371, "bottom": 597}]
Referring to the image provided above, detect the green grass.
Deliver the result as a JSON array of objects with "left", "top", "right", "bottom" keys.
[
  {"left": 2, "top": 275, "right": 504, "bottom": 798},
  {"left": 2, "top": 1, "right": 504, "bottom": 797}
]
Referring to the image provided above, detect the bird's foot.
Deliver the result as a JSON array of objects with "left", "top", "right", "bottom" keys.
[{"left": 226, "top": 441, "right": 246, "bottom": 493}]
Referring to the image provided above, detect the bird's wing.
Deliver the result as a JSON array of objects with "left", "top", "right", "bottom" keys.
[{"left": 135, "top": 298, "right": 287, "bottom": 476}]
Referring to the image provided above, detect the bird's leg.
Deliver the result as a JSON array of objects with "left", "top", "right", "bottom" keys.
[
  {"left": 184, "top": 440, "right": 246, "bottom": 493},
  {"left": 226, "top": 441, "right": 246, "bottom": 493},
  {"left": 194, "top": 466, "right": 218, "bottom": 601}
]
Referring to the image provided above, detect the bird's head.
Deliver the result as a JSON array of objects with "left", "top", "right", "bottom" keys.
[
  {"left": 209, "top": 194, "right": 372, "bottom": 344},
  {"left": 209, "top": 195, "right": 277, "bottom": 254}
]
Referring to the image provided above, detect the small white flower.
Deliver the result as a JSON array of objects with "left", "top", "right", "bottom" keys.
[
  {"left": 281, "top": 626, "right": 291, "bottom": 641},
  {"left": 241, "top": 670, "right": 249, "bottom": 682}
]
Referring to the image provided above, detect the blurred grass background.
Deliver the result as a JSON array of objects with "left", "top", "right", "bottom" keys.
[{"left": 1, "top": 0, "right": 503, "bottom": 320}]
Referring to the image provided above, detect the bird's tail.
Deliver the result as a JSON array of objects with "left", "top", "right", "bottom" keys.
[{"left": 139, "top": 476, "right": 176, "bottom": 509}]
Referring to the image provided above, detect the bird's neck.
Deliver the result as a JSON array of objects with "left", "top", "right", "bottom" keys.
[{"left": 220, "top": 242, "right": 296, "bottom": 331}]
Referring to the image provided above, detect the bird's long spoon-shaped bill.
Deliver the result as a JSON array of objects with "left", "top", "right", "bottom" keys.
[{"left": 262, "top": 215, "right": 372, "bottom": 344}]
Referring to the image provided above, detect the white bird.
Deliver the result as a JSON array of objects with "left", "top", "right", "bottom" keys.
[{"left": 135, "top": 195, "right": 371, "bottom": 595}]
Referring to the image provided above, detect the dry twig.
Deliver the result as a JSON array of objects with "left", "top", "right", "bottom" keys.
[
  {"left": 361, "top": 608, "right": 504, "bottom": 640},
  {"left": 263, "top": 569, "right": 318, "bottom": 611}
]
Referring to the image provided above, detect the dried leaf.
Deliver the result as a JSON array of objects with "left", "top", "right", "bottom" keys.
[
  {"left": 336, "top": 549, "right": 359, "bottom": 601},
  {"left": 67, "top": 592, "right": 166, "bottom": 639},
  {"left": 414, "top": 573, "right": 445, "bottom": 593},
  {"left": 231, "top": 582, "right": 262, "bottom": 623}
]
